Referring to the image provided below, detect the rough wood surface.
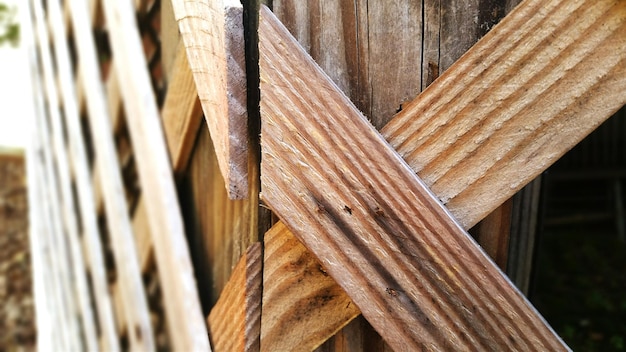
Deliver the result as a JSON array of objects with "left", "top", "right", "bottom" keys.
[
  {"left": 259, "top": 7, "right": 568, "bottom": 351},
  {"left": 207, "top": 242, "right": 262, "bottom": 352},
  {"left": 100, "top": 0, "right": 211, "bottom": 350},
  {"left": 272, "top": 0, "right": 422, "bottom": 129},
  {"left": 261, "top": 222, "right": 359, "bottom": 351},
  {"left": 264, "top": 0, "right": 623, "bottom": 346},
  {"left": 383, "top": 0, "right": 626, "bottom": 230},
  {"left": 171, "top": 0, "right": 249, "bottom": 199},
  {"left": 180, "top": 126, "right": 260, "bottom": 310}
]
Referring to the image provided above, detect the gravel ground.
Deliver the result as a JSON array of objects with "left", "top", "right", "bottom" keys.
[{"left": 0, "top": 151, "right": 35, "bottom": 351}]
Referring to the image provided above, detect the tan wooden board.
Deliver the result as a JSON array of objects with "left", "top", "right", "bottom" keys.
[
  {"left": 207, "top": 243, "right": 262, "bottom": 352},
  {"left": 260, "top": 0, "right": 626, "bottom": 348},
  {"left": 170, "top": 0, "right": 249, "bottom": 199},
  {"left": 260, "top": 4, "right": 596, "bottom": 349}
]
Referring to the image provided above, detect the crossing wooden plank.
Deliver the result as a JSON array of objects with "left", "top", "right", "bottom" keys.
[
  {"left": 207, "top": 243, "right": 262, "bottom": 352},
  {"left": 261, "top": 222, "right": 359, "bottom": 351},
  {"left": 260, "top": 0, "right": 626, "bottom": 348},
  {"left": 383, "top": 0, "right": 626, "bottom": 230},
  {"left": 259, "top": 5, "right": 578, "bottom": 350}
]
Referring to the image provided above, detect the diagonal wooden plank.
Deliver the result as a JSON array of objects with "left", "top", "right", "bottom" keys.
[
  {"left": 260, "top": 0, "right": 626, "bottom": 348},
  {"left": 46, "top": 0, "right": 120, "bottom": 349},
  {"left": 161, "top": 42, "right": 204, "bottom": 175},
  {"left": 262, "top": 222, "right": 359, "bottom": 351},
  {"left": 207, "top": 242, "right": 262, "bottom": 352},
  {"left": 67, "top": 0, "right": 156, "bottom": 349},
  {"left": 170, "top": 0, "right": 249, "bottom": 199},
  {"left": 99, "top": 0, "right": 211, "bottom": 350},
  {"left": 383, "top": 0, "right": 626, "bottom": 229},
  {"left": 259, "top": 6, "right": 570, "bottom": 351}
]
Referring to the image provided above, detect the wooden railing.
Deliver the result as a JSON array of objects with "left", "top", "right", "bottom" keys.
[{"left": 26, "top": 0, "right": 626, "bottom": 350}]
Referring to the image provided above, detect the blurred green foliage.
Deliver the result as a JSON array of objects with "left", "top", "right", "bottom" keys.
[{"left": 0, "top": 3, "right": 20, "bottom": 47}]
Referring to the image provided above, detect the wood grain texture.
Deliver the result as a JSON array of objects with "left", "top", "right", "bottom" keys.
[
  {"left": 259, "top": 7, "right": 568, "bottom": 351},
  {"left": 272, "top": 0, "right": 422, "bottom": 129},
  {"left": 171, "top": 0, "right": 249, "bottom": 199},
  {"left": 262, "top": 1, "right": 522, "bottom": 349},
  {"left": 67, "top": 0, "right": 156, "bottom": 349},
  {"left": 207, "top": 242, "right": 262, "bottom": 352},
  {"left": 100, "top": 0, "right": 211, "bottom": 350},
  {"left": 180, "top": 126, "right": 259, "bottom": 310},
  {"left": 382, "top": 0, "right": 626, "bottom": 230},
  {"left": 261, "top": 222, "right": 359, "bottom": 351}
]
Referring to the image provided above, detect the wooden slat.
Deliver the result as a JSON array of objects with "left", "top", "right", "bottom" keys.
[
  {"left": 171, "top": 0, "right": 249, "bottom": 199},
  {"left": 262, "top": 222, "right": 359, "bottom": 351},
  {"left": 507, "top": 178, "right": 543, "bottom": 295},
  {"left": 161, "top": 0, "right": 180, "bottom": 82},
  {"left": 181, "top": 125, "right": 260, "bottom": 308},
  {"left": 161, "top": 42, "right": 204, "bottom": 174},
  {"left": 31, "top": 1, "right": 98, "bottom": 350},
  {"left": 272, "top": 2, "right": 521, "bottom": 348},
  {"left": 47, "top": 0, "right": 121, "bottom": 349},
  {"left": 99, "top": 0, "right": 210, "bottom": 350},
  {"left": 383, "top": 0, "right": 626, "bottom": 230},
  {"left": 272, "top": 0, "right": 422, "bottom": 130},
  {"left": 27, "top": 4, "right": 77, "bottom": 347},
  {"left": 261, "top": 0, "right": 626, "bottom": 348},
  {"left": 67, "top": 0, "right": 156, "bottom": 349},
  {"left": 207, "top": 242, "right": 262, "bottom": 352},
  {"left": 259, "top": 6, "right": 570, "bottom": 350}
]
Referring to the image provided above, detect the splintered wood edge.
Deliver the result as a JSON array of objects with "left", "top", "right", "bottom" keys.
[
  {"left": 259, "top": 5, "right": 568, "bottom": 351},
  {"left": 259, "top": 0, "right": 626, "bottom": 349},
  {"left": 171, "top": 0, "right": 249, "bottom": 199},
  {"left": 208, "top": 242, "right": 262, "bottom": 352}
]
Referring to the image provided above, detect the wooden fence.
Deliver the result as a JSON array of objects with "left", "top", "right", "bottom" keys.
[{"left": 25, "top": 0, "right": 625, "bottom": 350}]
